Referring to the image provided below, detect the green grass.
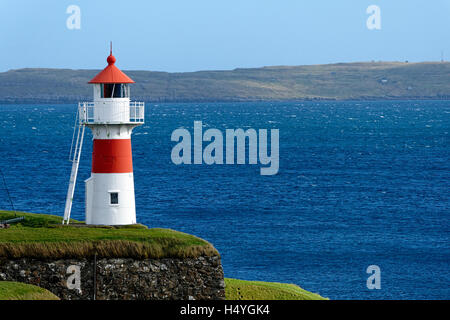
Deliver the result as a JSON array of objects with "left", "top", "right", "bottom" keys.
[
  {"left": 0, "top": 279, "right": 325, "bottom": 301},
  {"left": 0, "top": 211, "right": 326, "bottom": 300},
  {"left": 225, "top": 278, "right": 327, "bottom": 300},
  {"left": 0, "top": 210, "right": 218, "bottom": 259},
  {"left": 0, "top": 281, "right": 59, "bottom": 300}
]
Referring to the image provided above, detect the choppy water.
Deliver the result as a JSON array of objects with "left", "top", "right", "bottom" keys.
[{"left": 0, "top": 101, "right": 449, "bottom": 299}]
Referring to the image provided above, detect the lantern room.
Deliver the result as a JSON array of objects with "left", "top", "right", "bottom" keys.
[
  {"left": 88, "top": 52, "right": 135, "bottom": 100},
  {"left": 78, "top": 50, "right": 144, "bottom": 125}
]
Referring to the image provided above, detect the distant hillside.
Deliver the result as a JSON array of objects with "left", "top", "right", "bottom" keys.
[{"left": 0, "top": 62, "right": 449, "bottom": 103}]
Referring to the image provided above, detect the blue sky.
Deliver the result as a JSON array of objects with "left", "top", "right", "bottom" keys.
[{"left": 0, "top": 0, "right": 449, "bottom": 72}]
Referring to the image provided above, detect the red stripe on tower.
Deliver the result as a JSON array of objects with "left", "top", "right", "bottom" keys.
[{"left": 92, "top": 139, "right": 133, "bottom": 173}]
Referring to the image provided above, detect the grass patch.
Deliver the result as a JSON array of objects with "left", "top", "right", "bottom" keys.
[
  {"left": 0, "top": 281, "right": 59, "bottom": 300},
  {"left": 225, "top": 278, "right": 327, "bottom": 300},
  {"left": 0, "top": 210, "right": 218, "bottom": 259}
]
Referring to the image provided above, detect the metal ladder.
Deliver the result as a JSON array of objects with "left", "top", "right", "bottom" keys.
[{"left": 62, "top": 105, "right": 85, "bottom": 224}]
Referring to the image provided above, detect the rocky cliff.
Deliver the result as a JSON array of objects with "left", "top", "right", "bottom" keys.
[{"left": 0, "top": 256, "right": 225, "bottom": 300}]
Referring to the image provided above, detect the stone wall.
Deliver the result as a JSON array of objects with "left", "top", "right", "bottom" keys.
[{"left": 0, "top": 256, "right": 225, "bottom": 300}]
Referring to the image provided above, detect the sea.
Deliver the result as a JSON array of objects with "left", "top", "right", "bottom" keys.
[{"left": 0, "top": 100, "right": 448, "bottom": 300}]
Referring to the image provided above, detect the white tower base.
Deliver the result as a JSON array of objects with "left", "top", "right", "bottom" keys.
[{"left": 85, "top": 172, "right": 137, "bottom": 225}]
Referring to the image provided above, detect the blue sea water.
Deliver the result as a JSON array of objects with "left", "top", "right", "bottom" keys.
[{"left": 0, "top": 100, "right": 448, "bottom": 300}]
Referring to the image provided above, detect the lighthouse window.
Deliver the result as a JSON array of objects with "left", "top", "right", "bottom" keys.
[
  {"left": 103, "top": 84, "right": 113, "bottom": 98},
  {"left": 122, "top": 84, "right": 129, "bottom": 97},
  {"left": 102, "top": 84, "right": 129, "bottom": 98},
  {"left": 110, "top": 192, "right": 119, "bottom": 205}
]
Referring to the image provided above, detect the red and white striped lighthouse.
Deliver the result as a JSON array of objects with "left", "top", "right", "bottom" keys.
[{"left": 63, "top": 46, "right": 144, "bottom": 225}]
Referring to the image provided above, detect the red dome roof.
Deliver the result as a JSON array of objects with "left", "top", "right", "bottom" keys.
[{"left": 88, "top": 54, "right": 135, "bottom": 84}]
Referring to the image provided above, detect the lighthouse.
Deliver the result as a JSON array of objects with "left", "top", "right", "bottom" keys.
[{"left": 63, "top": 46, "right": 144, "bottom": 225}]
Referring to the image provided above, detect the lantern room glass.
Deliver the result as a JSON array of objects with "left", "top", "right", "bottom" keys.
[{"left": 101, "top": 83, "right": 129, "bottom": 98}]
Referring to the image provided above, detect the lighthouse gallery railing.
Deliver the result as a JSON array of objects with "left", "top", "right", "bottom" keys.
[{"left": 78, "top": 101, "right": 145, "bottom": 124}]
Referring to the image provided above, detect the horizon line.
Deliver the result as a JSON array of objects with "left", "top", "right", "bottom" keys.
[{"left": 2, "top": 60, "right": 448, "bottom": 74}]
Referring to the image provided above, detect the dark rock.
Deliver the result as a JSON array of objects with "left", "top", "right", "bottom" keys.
[{"left": 0, "top": 256, "right": 225, "bottom": 300}]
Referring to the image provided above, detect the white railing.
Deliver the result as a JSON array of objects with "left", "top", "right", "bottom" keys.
[
  {"left": 79, "top": 101, "right": 145, "bottom": 124},
  {"left": 129, "top": 101, "right": 145, "bottom": 123},
  {"left": 79, "top": 102, "right": 94, "bottom": 123}
]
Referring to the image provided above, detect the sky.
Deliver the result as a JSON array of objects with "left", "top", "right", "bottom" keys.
[{"left": 0, "top": 0, "right": 449, "bottom": 72}]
